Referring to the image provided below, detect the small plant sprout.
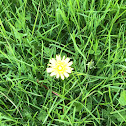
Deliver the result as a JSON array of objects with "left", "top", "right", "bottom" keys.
[
  {"left": 87, "top": 59, "right": 94, "bottom": 69},
  {"left": 46, "top": 54, "right": 74, "bottom": 80}
]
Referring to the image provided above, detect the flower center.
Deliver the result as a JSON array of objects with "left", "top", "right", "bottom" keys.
[
  {"left": 58, "top": 66, "right": 62, "bottom": 70},
  {"left": 54, "top": 61, "right": 67, "bottom": 74}
]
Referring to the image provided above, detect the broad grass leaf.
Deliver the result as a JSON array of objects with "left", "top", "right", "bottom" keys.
[
  {"left": 73, "top": 102, "right": 83, "bottom": 112},
  {"left": 95, "top": 50, "right": 101, "bottom": 55},
  {"left": 113, "top": 111, "right": 126, "bottom": 122},
  {"left": 44, "top": 47, "right": 56, "bottom": 57},
  {"left": 119, "top": 90, "right": 126, "bottom": 106},
  {"left": 89, "top": 50, "right": 94, "bottom": 54},
  {"left": 37, "top": 110, "right": 47, "bottom": 122}
]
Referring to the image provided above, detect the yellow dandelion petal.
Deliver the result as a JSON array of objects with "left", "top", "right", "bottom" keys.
[
  {"left": 64, "top": 57, "right": 70, "bottom": 63},
  {"left": 68, "top": 61, "right": 73, "bottom": 66},
  {"left": 62, "top": 56, "right": 65, "bottom": 60},
  {"left": 56, "top": 55, "right": 61, "bottom": 61},
  {"left": 56, "top": 74, "right": 60, "bottom": 78},
  {"left": 61, "top": 74, "right": 64, "bottom": 80},
  {"left": 50, "top": 72, "right": 56, "bottom": 76},
  {"left": 66, "top": 68, "right": 72, "bottom": 73},
  {"left": 64, "top": 72, "right": 69, "bottom": 78},
  {"left": 49, "top": 59, "right": 56, "bottom": 64},
  {"left": 46, "top": 68, "right": 53, "bottom": 72},
  {"left": 47, "top": 54, "right": 73, "bottom": 80}
]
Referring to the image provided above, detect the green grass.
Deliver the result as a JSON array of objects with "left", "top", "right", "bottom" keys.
[{"left": 0, "top": 0, "right": 126, "bottom": 125}]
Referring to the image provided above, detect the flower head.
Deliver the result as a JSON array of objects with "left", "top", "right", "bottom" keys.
[{"left": 47, "top": 55, "right": 73, "bottom": 80}]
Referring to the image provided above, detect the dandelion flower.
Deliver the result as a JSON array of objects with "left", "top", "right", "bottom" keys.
[{"left": 47, "top": 55, "right": 73, "bottom": 80}]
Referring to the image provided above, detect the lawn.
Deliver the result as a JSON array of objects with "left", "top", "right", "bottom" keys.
[{"left": 0, "top": 0, "right": 126, "bottom": 125}]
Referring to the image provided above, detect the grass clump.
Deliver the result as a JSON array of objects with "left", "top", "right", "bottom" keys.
[{"left": 0, "top": 0, "right": 126, "bottom": 125}]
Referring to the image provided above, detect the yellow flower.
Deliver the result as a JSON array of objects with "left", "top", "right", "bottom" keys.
[{"left": 47, "top": 55, "right": 73, "bottom": 80}]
